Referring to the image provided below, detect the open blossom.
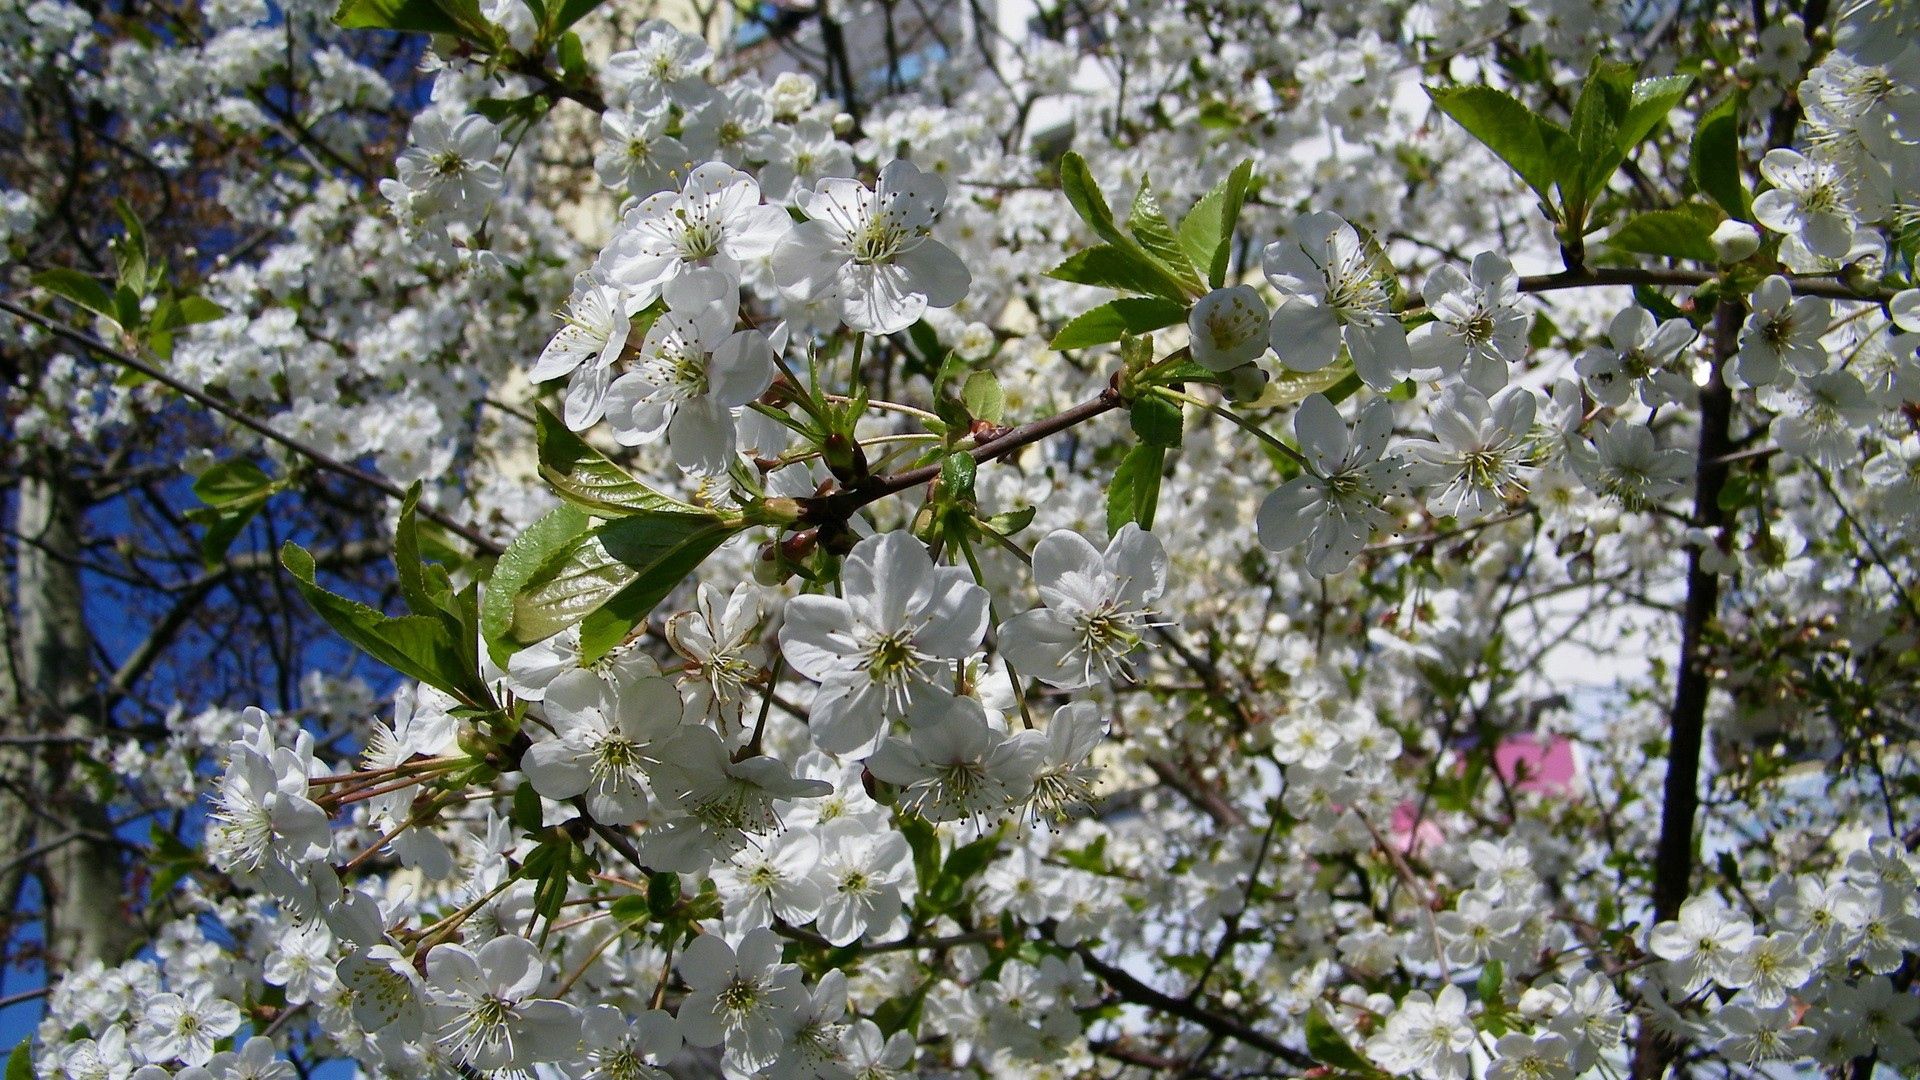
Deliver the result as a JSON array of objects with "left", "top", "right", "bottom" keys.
[
  {"left": 389, "top": 112, "right": 502, "bottom": 224},
  {"left": 676, "top": 927, "right": 807, "bottom": 1073},
  {"left": 1406, "top": 252, "right": 1528, "bottom": 392},
  {"left": 602, "top": 268, "right": 775, "bottom": 473},
  {"left": 134, "top": 987, "right": 244, "bottom": 1067},
  {"left": 1649, "top": 894, "right": 1756, "bottom": 993},
  {"left": 1367, "top": 984, "right": 1475, "bottom": 1080},
  {"left": 521, "top": 667, "right": 681, "bottom": 825},
  {"left": 666, "top": 580, "right": 770, "bottom": 735},
  {"left": 642, "top": 725, "right": 831, "bottom": 870},
  {"left": 1264, "top": 211, "right": 1411, "bottom": 390},
  {"left": 1403, "top": 384, "right": 1538, "bottom": 521},
  {"left": 866, "top": 696, "right": 1044, "bottom": 822},
  {"left": 1257, "top": 393, "right": 1406, "bottom": 575},
  {"left": 594, "top": 103, "right": 687, "bottom": 198},
  {"left": 1575, "top": 305, "right": 1699, "bottom": 407},
  {"left": 577, "top": 1005, "right": 682, "bottom": 1080},
  {"left": 207, "top": 711, "right": 333, "bottom": 901},
  {"left": 426, "top": 935, "right": 581, "bottom": 1072},
  {"left": 996, "top": 524, "right": 1168, "bottom": 688},
  {"left": 1753, "top": 148, "right": 1856, "bottom": 258},
  {"left": 812, "top": 819, "right": 913, "bottom": 946},
  {"left": 602, "top": 18, "right": 714, "bottom": 108},
  {"left": 530, "top": 275, "right": 635, "bottom": 431},
  {"left": 597, "top": 162, "right": 790, "bottom": 305},
  {"left": 778, "top": 531, "right": 990, "bottom": 755},
  {"left": 772, "top": 159, "right": 971, "bottom": 334},
  {"left": 1734, "top": 275, "right": 1832, "bottom": 387}
]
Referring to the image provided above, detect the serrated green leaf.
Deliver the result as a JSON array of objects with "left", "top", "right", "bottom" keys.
[
  {"left": 1128, "top": 182, "right": 1203, "bottom": 296},
  {"left": 334, "top": 0, "right": 487, "bottom": 37},
  {"left": 1566, "top": 60, "right": 1634, "bottom": 206},
  {"left": 1621, "top": 74, "right": 1694, "bottom": 154},
  {"left": 1047, "top": 245, "right": 1189, "bottom": 300},
  {"left": 1107, "top": 444, "right": 1165, "bottom": 533},
  {"left": 961, "top": 370, "right": 1004, "bottom": 423},
  {"left": 1050, "top": 297, "right": 1187, "bottom": 350},
  {"left": 481, "top": 504, "right": 590, "bottom": 667},
  {"left": 283, "top": 542, "right": 493, "bottom": 708},
  {"left": 536, "top": 405, "right": 704, "bottom": 518},
  {"left": 1690, "top": 93, "right": 1749, "bottom": 220},
  {"left": 551, "top": 514, "right": 741, "bottom": 662},
  {"left": 986, "top": 504, "right": 1036, "bottom": 536},
  {"left": 1178, "top": 160, "right": 1252, "bottom": 288},
  {"left": 940, "top": 451, "right": 977, "bottom": 498},
  {"left": 1608, "top": 203, "right": 1723, "bottom": 263},
  {"left": 1425, "top": 85, "right": 1571, "bottom": 213},
  {"left": 33, "top": 268, "right": 117, "bottom": 321},
  {"left": 1130, "top": 393, "right": 1183, "bottom": 448},
  {"left": 1057, "top": 151, "right": 1124, "bottom": 243}
]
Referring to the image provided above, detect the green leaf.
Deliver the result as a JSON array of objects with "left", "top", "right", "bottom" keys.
[
  {"left": 1566, "top": 60, "right": 1634, "bottom": 206},
  {"left": 481, "top": 504, "right": 590, "bottom": 667},
  {"left": 940, "top": 451, "right": 977, "bottom": 499},
  {"left": 1130, "top": 393, "right": 1183, "bottom": 448},
  {"left": 1057, "top": 151, "right": 1125, "bottom": 244},
  {"left": 282, "top": 542, "right": 493, "bottom": 708},
  {"left": 1128, "top": 181, "right": 1204, "bottom": 296},
  {"left": 986, "top": 504, "right": 1036, "bottom": 536},
  {"left": 1106, "top": 444, "right": 1165, "bottom": 533},
  {"left": 535, "top": 405, "right": 706, "bottom": 518},
  {"left": 546, "top": 0, "right": 603, "bottom": 37},
  {"left": 193, "top": 458, "right": 272, "bottom": 505},
  {"left": 961, "top": 370, "right": 1004, "bottom": 423},
  {"left": 173, "top": 295, "right": 227, "bottom": 325},
  {"left": 1608, "top": 203, "right": 1723, "bottom": 263},
  {"left": 1620, "top": 74, "right": 1694, "bottom": 156},
  {"left": 1050, "top": 297, "right": 1187, "bottom": 350},
  {"left": 647, "top": 871, "right": 680, "bottom": 919},
  {"left": 6, "top": 1038, "right": 31, "bottom": 1080},
  {"left": 1177, "top": 160, "right": 1252, "bottom": 288},
  {"left": 1053, "top": 152, "right": 1199, "bottom": 300},
  {"left": 1478, "top": 958, "right": 1507, "bottom": 1007},
  {"left": 511, "top": 781, "right": 544, "bottom": 833},
  {"left": 1305, "top": 1007, "right": 1375, "bottom": 1074},
  {"left": 473, "top": 94, "right": 550, "bottom": 126},
  {"left": 33, "top": 268, "right": 117, "bottom": 321},
  {"left": 189, "top": 459, "right": 278, "bottom": 568},
  {"left": 1047, "top": 245, "right": 1190, "bottom": 300},
  {"left": 899, "top": 814, "right": 940, "bottom": 892},
  {"left": 516, "top": 513, "right": 740, "bottom": 662},
  {"left": 1425, "top": 85, "right": 1571, "bottom": 212},
  {"left": 872, "top": 979, "right": 931, "bottom": 1036},
  {"left": 1249, "top": 362, "right": 1355, "bottom": 410},
  {"left": 1690, "top": 93, "right": 1749, "bottom": 220},
  {"left": 334, "top": 0, "right": 488, "bottom": 38}
]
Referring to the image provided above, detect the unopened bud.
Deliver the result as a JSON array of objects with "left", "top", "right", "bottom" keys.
[
  {"left": 1226, "top": 363, "right": 1270, "bottom": 403},
  {"left": 1711, "top": 220, "right": 1761, "bottom": 263}
]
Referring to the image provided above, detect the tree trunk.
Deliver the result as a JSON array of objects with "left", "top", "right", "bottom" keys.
[{"left": 1, "top": 457, "right": 136, "bottom": 975}]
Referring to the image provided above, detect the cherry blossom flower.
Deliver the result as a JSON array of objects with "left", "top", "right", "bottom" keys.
[
  {"left": 995, "top": 524, "right": 1168, "bottom": 688},
  {"left": 778, "top": 531, "right": 990, "bottom": 755},
  {"left": 1264, "top": 211, "right": 1411, "bottom": 390},
  {"left": 772, "top": 160, "right": 971, "bottom": 334}
]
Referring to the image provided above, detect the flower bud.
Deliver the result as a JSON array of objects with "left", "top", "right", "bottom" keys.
[
  {"left": 1710, "top": 220, "right": 1761, "bottom": 263},
  {"left": 1189, "top": 285, "right": 1270, "bottom": 372}
]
